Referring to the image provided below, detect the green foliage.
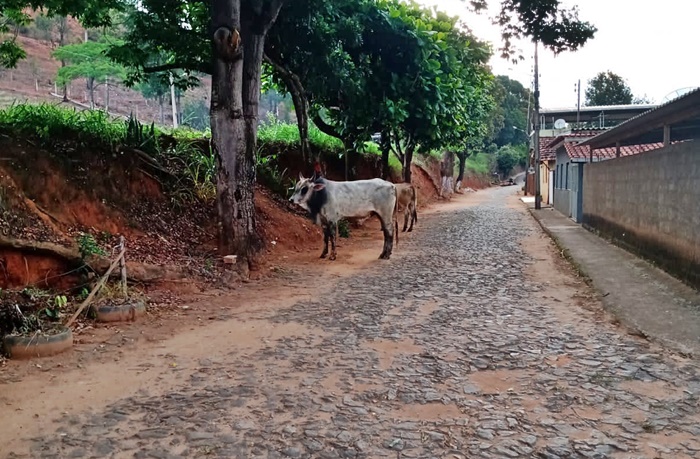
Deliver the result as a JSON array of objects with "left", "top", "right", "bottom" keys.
[
  {"left": 255, "top": 150, "right": 290, "bottom": 198},
  {"left": 125, "top": 114, "right": 157, "bottom": 152},
  {"left": 0, "top": 8, "right": 29, "bottom": 68},
  {"left": 466, "top": 152, "right": 494, "bottom": 176},
  {"left": 181, "top": 98, "right": 209, "bottom": 131},
  {"left": 0, "top": 103, "right": 126, "bottom": 149},
  {"left": 165, "top": 139, "right": 216, "bottom": 204},
  {"left": 585, "top": 71, "right": 634, "bottom": 106},
  {"left": 495, "top": 144, "right": 527, "bottom": 178},
  {"left": 490, "top": 75, "right": 530, "bottom": 147},
  {"left": 0, "top": 0, "right": 120, "bottom": 69},
  {"left": 53, "top": 39, "right": 127, "bottom": 87},
  {"left": 468, "top": 0, "right": 597, "bottom": 61},
  {"left": 77, "top": 232, "right": 106, "bottom": 259},
  {"left": 258, "top": 115, "right": 343, "bottom": 153}
]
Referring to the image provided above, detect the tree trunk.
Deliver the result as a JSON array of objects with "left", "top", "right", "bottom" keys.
[
  {"left": 88, "top": 77, "right": 95, "bottom": 108},
  {"left": 380, "top": 129, "right": 391, "bottom": 180},
  {"left": 158, "top": 95, "right": 164, "bottom": 124},
  {"left": 263, "top": 55, "right": 312, "bottom": 167},
  {"left": 455, "top": 151, "right": 467, "bottom": 192},
  {"left": 211, "top": 1, "right": 246, "bottom": 263},
  {"left": 403, "top": 145, "right": 414, "bottom": 183},
  {"left": 210, "top": 0, "right": 283, "bottom": 271},
  {"left": 288, "top": 80, "right": 310, "bottom": 165},
  {"left": 105, "top": 77, "right": 110, "bottom": 113}
]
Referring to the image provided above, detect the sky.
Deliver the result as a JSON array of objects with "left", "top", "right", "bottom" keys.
[{"left": 416, "top": 0, "right": 699, "bottom": 108}]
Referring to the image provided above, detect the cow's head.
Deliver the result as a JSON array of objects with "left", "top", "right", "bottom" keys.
[{"left": 289, "top": 172, "right": 326, "bottom": 211}]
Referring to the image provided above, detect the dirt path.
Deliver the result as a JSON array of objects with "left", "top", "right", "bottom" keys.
[{"left": 3, "top": 187, "right": 700, "bottom": 459}]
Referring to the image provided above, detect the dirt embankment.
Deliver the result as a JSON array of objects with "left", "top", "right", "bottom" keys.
[{"left": 0, "top": 133, "right": 490, "bottom": 292}]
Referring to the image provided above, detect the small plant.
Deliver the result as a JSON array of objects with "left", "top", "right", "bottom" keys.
[
  {"left": 77, "top": 287, "right": 89, "bottom": 301},
  {"left": 41, "top": 295, "right": 67, "bottom": 319},
  {"left": 256, "top": 149, "right": 290, "bottom": 197},
  {"left": 338, "top": 219, "right": 350, "bottom": 238},
  {"left": 124, "top": 114, "right": 157, "bottom": 154},
  {"left": 77, "top": 232, "right": 106, "bottom": 259}
]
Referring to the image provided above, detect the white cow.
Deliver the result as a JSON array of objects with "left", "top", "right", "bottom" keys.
[{"left": 289, "top": 173, "right": 398, "bottom": 260}]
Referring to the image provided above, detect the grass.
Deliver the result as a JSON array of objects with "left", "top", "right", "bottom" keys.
[
  {"left": 0, "top": 102, "right": 130, "bottom": 149},
  {"left": 466, "top": 152, "right": 494, "bottom": 176},
  {"left": 257, "top": 117, "right": 344, "bottom": 153}
]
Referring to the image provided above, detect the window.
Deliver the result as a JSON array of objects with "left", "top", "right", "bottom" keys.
[{"left": 565, "top": 163, "right": 570, "bottom": 189}]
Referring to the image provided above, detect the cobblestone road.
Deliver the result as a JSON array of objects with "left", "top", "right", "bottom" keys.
[{"left": 14, "top": 187, "right": 700, "bottom": 459}]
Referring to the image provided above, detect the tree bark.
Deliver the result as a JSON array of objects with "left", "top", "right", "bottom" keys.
[
  {"left": 403, "top": 144, "right": 414, "bottom": 183},
  {"left": 380, "top": 129, "right": 391, "bottom": 180},
  {"left": 455, "top": 151, "right": 468, "bottom": 192},
  {"left": 211, "top": 0, "right": 284, "bottom": 271},
  {"left": 88, "top": 77, "right": 95, "bottom": 108},
  {"left": 158, "top": 94, "right": 165, "bottom": 124},
  {"left": 264, "top": 54, "right": 310, "bottom": 165}
]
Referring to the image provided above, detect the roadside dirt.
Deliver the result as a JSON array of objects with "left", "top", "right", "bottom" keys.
[{"left": 0, "top": 190, "right": 453, "bottom": 454}]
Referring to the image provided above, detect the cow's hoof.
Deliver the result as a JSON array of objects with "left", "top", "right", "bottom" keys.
[
  {"left": 408, "top": 228, "right": 413, "bottom": 232},
  {"left": 329, "top": 255, "right": 336, "bottom": 261},
  {"left": 320, "top": 253, "right": 327, "bottom": 259}
]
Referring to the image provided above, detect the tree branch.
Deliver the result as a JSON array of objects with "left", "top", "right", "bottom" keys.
[
  {"left": 311, "top": 111, "right": 342, "bottom": 140},
  {"left": 143, "top": 62, "right": 210, "bottom": 75}
]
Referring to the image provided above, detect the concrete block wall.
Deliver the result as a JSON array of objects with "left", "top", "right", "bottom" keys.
[{"left": 582, "top": 140, "right": 700, "bottom": 288}]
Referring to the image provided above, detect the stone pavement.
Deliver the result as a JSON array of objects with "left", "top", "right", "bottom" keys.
[
  {"left": 529, "top": 206, "right": 700, "bottom": 357},
  {"left": 10, "top": 186, "right": 700, "bottom": 459}
]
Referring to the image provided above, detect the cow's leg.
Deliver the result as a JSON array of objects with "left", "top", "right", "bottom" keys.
[
  {"left": 329, "top": 222, "right": 337, "bottom": 261},
  {"left": 408, "top": 205, "right": 415, "bottom": 232},
  {"left": 402, "top": 208, "right": 410, "bottom": 232},
  {"left": 379, "top": 217, "right": 393, "bottom": 259},
  {"left": 320, "top": 224, "right": 330, "bottom": 258}
]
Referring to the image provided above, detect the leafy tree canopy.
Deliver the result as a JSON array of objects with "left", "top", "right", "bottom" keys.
[
  {"left": 466, "top": 0, "right": 597, "bottom": 60},
  {"left": 0, "top": 0, "right": 121, "bottom": 68},
  {"left": 52, "top": 39, "right": 127, "bottom": 86},
  {"left": 585, "top": 71, "right": 635, "bottom": 106}
]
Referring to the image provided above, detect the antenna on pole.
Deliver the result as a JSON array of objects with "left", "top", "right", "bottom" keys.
[{"left": 576, "top": 79, "right": 581, "bottom": 126}]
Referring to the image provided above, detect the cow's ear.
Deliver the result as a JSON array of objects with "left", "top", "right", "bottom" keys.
[
  {"left": 313, "top": 182, "right": 326, "bottom": 191},
  {"left": 299, "top": 172, "right": 305, "bottom": 181}
]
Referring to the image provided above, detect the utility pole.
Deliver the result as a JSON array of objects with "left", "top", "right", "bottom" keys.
[
  {"left": 533, "top": 41, "right": 542, "bottom": 210},
  {"left": 576, "top": 79, "right": 581, "bottom": 126}
]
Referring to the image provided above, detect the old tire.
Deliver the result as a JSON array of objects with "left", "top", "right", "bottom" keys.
[
  {"left": 3, "top": 326, "right": 73, "bottom": 360},
  {"left": 93, "top": 300, "right": 146, "bottom": 323}
]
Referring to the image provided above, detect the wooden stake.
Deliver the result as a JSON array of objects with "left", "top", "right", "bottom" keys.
[
  {"left": 65, "top": 246, "right": 125, "bottom": 328},
  {"left": 119, "top": 236, "right": 128, "bottom": 297}
]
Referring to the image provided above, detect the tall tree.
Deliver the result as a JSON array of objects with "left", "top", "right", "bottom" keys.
[
  {"left": 0, "top": 0, "right": 120, "bottom": 69},
  {"left": 585, "top": 71, "right": 634, "bottom": 106},
  {"left": 467, "top": 0, "right": 597, "bottom": 61},
  {"left": 110, "top": 0, "right": 286, "bottom": 271},
  {"left": 490, "top": 75, "right": 529, "bottom": 147},
  {"left": 53, "top": 40, "right": 127, "bottom": 108}
]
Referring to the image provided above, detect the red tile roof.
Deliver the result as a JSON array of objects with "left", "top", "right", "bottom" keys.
[
  {"left": 540, "top": 137, "right": 557, "bottom": 161},
  {"left": 563, "top": 142, "right": 668, "bottom": 160},
  {"left": 539, "top": 130, "right": 607, "bottom": 162}
]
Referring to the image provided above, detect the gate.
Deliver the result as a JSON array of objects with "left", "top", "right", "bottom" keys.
[{"left": 569, "top": 164, "right": 583, "bottom": 223}]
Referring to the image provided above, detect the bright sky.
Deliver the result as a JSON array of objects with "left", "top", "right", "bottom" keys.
[{"left": 416, "top": 0, "right": 699, "bottom": 108}]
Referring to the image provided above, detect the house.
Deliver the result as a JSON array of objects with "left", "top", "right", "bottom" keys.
[
  {"left": 575, "top": 87, "right": 700, "bottom": 288},
  {"left": 552, "top": 140, "right": 665, "bottom": 222},
  {"left": 536, "top": 129, "right": 605, "bottom": 208}
]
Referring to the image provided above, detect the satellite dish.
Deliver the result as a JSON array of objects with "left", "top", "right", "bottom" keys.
[
  {"left": 554, "top": 118, "right": 568, "bottom": 130},
  {"left": 661, "top": 87, "right": 697, "bottom": 103}
]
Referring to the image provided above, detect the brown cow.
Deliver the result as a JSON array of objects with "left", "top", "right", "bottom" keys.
[{"left": 394, "top": 183, "right": 418, "bottom": 232}]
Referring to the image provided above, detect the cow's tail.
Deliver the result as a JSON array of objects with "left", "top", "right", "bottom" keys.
[{"left": 413, "top": 187, "right": 418, "bottom": 222}]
